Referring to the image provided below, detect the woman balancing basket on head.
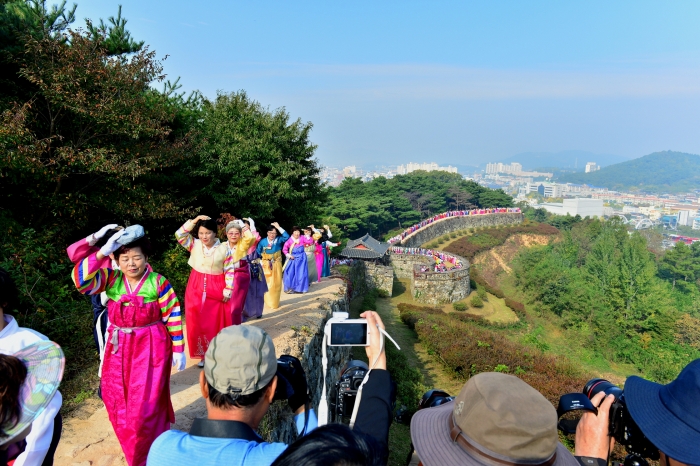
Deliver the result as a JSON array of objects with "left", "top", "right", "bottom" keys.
[
  {"left": 72, "top": 227, "right": 186, "bottom": 466},
  {"left": 175, "top": 215, "right": 253, "bottom": 366}
]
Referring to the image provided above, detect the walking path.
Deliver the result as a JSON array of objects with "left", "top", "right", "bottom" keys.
[{"left": 55, "top": 279, "right": 345, "bottom": 466}]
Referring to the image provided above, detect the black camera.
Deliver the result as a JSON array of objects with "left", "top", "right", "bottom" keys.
[
  {"left": 420, "top": 389, "right": 455, "bottom": 410},
  {"left": 557, "top": 378, "right": 659, "bottom": 466},
  {"left": 273, "top": 355, "right": 303, "bottom": 402},
  {"left": 330, "top": 359, "right": 368, "bottom": 422}
]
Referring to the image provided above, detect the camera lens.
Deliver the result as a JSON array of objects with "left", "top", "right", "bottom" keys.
[{"left": 583, "top": 378, "right": 623, "bottom": 400}]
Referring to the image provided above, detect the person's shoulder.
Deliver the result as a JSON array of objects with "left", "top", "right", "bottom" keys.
[{"left": 0, "top": 317, "right": 48, "bottom": 351}]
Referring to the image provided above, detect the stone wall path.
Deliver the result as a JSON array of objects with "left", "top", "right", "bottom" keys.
[{"left": 55, "top": 278, "right": 345, "bottom": 466}]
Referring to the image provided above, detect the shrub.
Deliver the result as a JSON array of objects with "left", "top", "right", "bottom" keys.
[
  {"left": 453, "top": 302, "right": 468, "bottom": 311},
  {"left": 449, "top": 232, "right": 457, "bottom": 239},
  {"left": 398, "top": 307, "right": 590, "bottom": 407},
  {"left": 377, "top": 288, "right": 390, "bottom": 298},
  {"left": 470, "top": 294, "right": 484, "bottom": 307},
  {"left": 477, "top": 288, "right": 487, "bottom": 300},
  {"left": 504, "top": 298, "right": 527, "bottom": 319}
]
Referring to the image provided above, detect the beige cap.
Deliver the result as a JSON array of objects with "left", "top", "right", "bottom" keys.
[
  {"left": 411, "top": 372, "right": 576, "bottom": 466},
  {"left": 204, "top": 325, "right": 277, "bottom": 397}
]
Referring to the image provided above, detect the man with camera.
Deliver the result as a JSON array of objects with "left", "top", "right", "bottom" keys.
[
  {"left": 146, "top": 324, "right": 316, "bottom": 466},
  {"left": 575, "top": 359, "right": 700, "bottom": 466}
]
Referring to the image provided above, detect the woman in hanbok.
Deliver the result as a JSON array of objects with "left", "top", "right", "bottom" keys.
[
  {"left": 312, "top": 225, "right": 333, "bottom": 280},
  {"left": 72, "top": 230, "right": 186, "bottom": 466},
  {"left": 223, "top": 219, "right": 255, "bottom": 325},
  {"left": 302, "top": 227, "right": 318, "bottom": 286},
  {"left": 243, "top": 220, "right": 267, "bottom": 321},
  {"left": 175, "top": 215, "right": 232, "bottom": 366},
  {"left": 256, "top": 223, "right": 289, "bottom": 309},
  {"left": 283, "top": 227, "right": 314, "bottom": 294}
]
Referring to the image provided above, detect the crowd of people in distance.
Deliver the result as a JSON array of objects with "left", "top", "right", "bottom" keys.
[
  {"left": 391, "top": 247, "right": 464, "bottom": 272},
  {"left": 3, "top": 205, "right": 700, "bottom": 466},
  {"left": 386, "top": 207, "right": 522, "bottom": 244}
]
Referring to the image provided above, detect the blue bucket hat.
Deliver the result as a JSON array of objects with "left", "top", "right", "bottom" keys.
[
  {"left": 116, "top": 224, "right": 145, "bottom": 245},
  {"left": 625, "top": 358, "right": 700, "bottom": 465}
]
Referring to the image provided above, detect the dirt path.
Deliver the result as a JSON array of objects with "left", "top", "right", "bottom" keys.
[{"left": 55, "top": 279, "right": 344, "bottom": 466}]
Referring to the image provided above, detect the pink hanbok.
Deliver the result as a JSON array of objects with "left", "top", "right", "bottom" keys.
[{"left": 72, "top": 254, "right": 184, "bottom": 466}]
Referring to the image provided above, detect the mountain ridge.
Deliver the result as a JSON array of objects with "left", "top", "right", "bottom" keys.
[{"left": 556, "top": 151, "right": 700, "bottom": 193}]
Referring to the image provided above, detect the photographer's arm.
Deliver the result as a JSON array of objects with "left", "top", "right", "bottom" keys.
[
  {"left": 351, "top": 311, "right": 392, "bottom": 462},
  {"left": 575, "top": 392, "right": 616, "bottom": 466}
]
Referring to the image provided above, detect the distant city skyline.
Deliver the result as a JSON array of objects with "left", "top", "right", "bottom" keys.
[{"left": 74, "top": 1, "right": 700, "bottom": 167}]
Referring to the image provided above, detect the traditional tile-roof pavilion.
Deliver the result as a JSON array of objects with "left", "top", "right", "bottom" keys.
[{"left": 340, "top": 233, "right": 390, "bottom": 260}]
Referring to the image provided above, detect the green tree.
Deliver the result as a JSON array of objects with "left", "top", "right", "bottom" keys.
[
  {"left": 191, "top": 91, "right": 324, "bottom": 227},
  {"left": 660, "top": 242, "right": 698, "bottom": 291},
  {"left": 1, "top": 17, "right": 192, "bottom": 238}
]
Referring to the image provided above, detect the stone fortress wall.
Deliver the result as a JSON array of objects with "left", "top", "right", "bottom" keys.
[
  {"left": 399, "top": 212, "right": 523, "bottom": 248},
  {"left": 362, "top": 211, "right": 523, "bottom": 305}
]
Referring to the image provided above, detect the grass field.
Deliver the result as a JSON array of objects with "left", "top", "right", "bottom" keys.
[{"left": 443, "top": 292, "right": 518, "bottom": 324}]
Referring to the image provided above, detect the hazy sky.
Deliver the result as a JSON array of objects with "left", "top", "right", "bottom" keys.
[{"left": 76, "top": 1, "right": 700, "bottom": 167}]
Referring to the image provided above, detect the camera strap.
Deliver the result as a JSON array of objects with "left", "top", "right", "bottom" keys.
[
  {"left": 318, "top": 316, "right": 400, "bottom": 427},
  {"left": 349, "top": 326, "right": 400, "bottom": 429}
]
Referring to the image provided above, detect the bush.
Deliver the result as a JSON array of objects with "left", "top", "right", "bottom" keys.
[
  {"left": 504, "top": 298, "right": 527, "bottom": 319},
  {"left": 476, "top": 288, "right": 487, "bottom": 300},
  {"left": 398, "top": 306, "right": 590, "bottom": 407},
  {"left": 377, "top": 288, "right": 390, "bottom": 298},
  {"left": 453, "top": 302, "right": 468, "bottom": 311},
  {"left": 449, "top": 232, "right": 457, "bottom": 239},
  {"left": 470, "top": 294, "right": 484, "bottom": 308}
]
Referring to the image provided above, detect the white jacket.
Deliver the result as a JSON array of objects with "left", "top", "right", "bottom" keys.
[{"left": 0, "top": 315, "right": 63, "bottom": 466}]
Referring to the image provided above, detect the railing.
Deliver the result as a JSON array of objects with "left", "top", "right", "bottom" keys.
[{"left": 386, "top": 208, "right": 522, "bottom": 245}]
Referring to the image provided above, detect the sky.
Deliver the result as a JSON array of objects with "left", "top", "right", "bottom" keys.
[{"left": 76, "top": 1, "right": 700, "bottom": 168}]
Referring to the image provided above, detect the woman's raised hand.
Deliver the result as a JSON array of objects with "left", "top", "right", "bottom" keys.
[
  {"left": 93, "top": 224, "right": 119, "bottom": 240},
  {"left": 193, "top": 215, "right": 211, "bottom": 222},
  {"left": 99, "top": 230, "right": 127, "bottom": 258}
]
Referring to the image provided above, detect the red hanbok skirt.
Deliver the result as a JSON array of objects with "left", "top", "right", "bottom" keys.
[{"left": 184, "top": 269, "right": 231, "bottom": 359}]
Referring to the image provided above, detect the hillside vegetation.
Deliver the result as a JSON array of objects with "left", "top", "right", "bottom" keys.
[
  {"left": 512, "top": 218, "right": 700, "bottom": 382},
  {"left": 558, "top": 151, "right": 700, "bottom": 193}
]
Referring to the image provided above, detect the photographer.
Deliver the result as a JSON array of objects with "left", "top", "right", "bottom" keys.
[
  {"left": 270, "top": 310, "right": 394, "bottom": 466},
  {"left": 575, "top": 359, "right": 700, "bottom": 466},
  {"left": 147, "top": 325, "right": 316, "bottom": 466}
]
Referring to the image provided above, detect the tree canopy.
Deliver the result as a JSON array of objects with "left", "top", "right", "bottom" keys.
[{"left": 325, "top": 171, "right": 513, "bottom": 240}]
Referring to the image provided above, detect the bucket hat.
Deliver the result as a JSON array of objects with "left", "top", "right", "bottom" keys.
[
  {"left": 624, "top": 358, "right": 700, "bottom": 465},
  {"left": 410, "top": 372, "right": 578, "bottom": 466},
  {"left": 1, "top": 341, "right": 65, "bottom": 446}
]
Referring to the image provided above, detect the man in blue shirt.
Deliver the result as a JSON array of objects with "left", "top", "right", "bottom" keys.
[{"left": 147, "top": 325, "right": 317, "bottom": 466}]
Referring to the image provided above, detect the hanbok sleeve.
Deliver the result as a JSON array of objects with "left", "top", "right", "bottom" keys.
[
  {"left": 175, "top": 220, "right": 197, "bottom": 252},
  {"left": 223, "top": 248, "right": 235, "bottom": 296},
  {"left": 72, "top": 253, "right": 119, "bottom": 295},
  {"left": 157, "top": 275, "right": 184, "bottom": 353},
  {"left": 66, "top": 238, "right": 99, "bottom": 264},
  {"left": 280, "top": 230, "right": 290, "bottom": 242},
  {"left": 283, "top": 238, "right": 292, "bottom": 256},
  {"left": 234, "top": 227, "right": 254, "bottom": 262},
  {"left": 256, "top": 238, "right": 266, "bottom": 256}
]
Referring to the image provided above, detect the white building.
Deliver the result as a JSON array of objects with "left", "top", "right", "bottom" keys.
[
  {"left": 539, "top": 198, "right": 604, "bottom": 218},
  {"left": 397, "top": 162, "right": 458, "bottom": 175},
  {"left": 693, "top": 218, "right": 700, "bottom": 230},
  {"left": 585, "top": 162, "right": 600, "bottom": 173},
  {"left": 678, "top": 210, "right": 691, "bottom": 226},
  {"left": 521, "top": 182, "right": 563, "bottom": 198}
]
